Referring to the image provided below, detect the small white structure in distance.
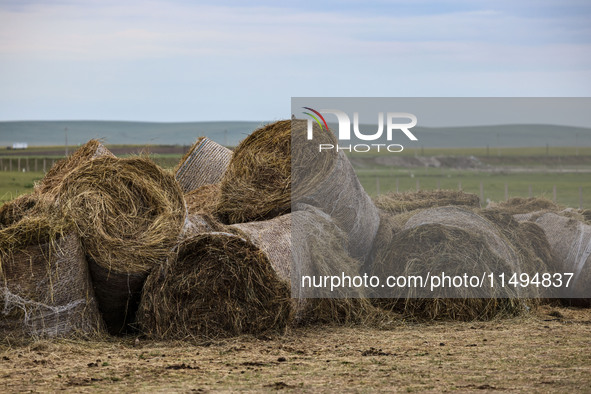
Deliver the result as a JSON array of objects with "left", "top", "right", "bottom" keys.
[{"left": 11, "top": 142, "right": 28, "bottom": 150}]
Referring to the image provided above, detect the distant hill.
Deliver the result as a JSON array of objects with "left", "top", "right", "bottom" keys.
[
  {"left": 0, "top": 120, "right": 266, "bottom": 147},
  {"left": 0, "top": 121, "right": 590, "bottom": 148}
]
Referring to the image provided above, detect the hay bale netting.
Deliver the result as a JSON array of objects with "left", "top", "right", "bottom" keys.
[
  {"left": 234, "top": 206, "right": 381, "bottom": 326},
  {"left": 35, "top": 139, "right": 115, "bottom": 197},
  {"left": 137, "top": 232, "right": 292, "bottom": 340},
  {"left": 374, "top": 190, "right": 481, "bottom": 214},
  {"left": 218, "top": 119, "right": 380, "bottom": 263},
  {"left": 57, "top": 157, "right": 186, "bottom": 334},
  {"left": 525, "top": 212, "right": 591, "bottom": 305},
  {"left": 369, "top": 206, "right": 556, "bottom": 320},
  {"left": 371, "top": 223, "right": 525, "bottom": 321},
  {"left": 0, "top": 217, "right": 103, "bottom": 339},
  {"left": 175, "top": 137, "right": 233, "bottom": 194}
]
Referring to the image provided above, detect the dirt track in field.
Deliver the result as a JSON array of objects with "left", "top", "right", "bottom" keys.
[{"left": 1, "top": 305, "right": 590, "bottom": 392}]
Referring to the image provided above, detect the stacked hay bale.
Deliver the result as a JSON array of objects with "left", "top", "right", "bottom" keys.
[
  {"left": 137, "top": 206, "right": 381, "bottom": 339},
  {"left": 56, "top": 157, "right": 186, "bottom": 334},
  {"left": 0, "top": 216, "right": 103, "bottom": 338},
  {"left": 175, "top": 137, "right": 233, "bottom": 194},
  {"left": 217, "top": 119, "right": 380, "bottom": 263},
  {"left": 370, "top": 206, "right": 555, "bottom": 320},
  {"left": 35, "top": 139, "right": 115, "bottom": 197}
]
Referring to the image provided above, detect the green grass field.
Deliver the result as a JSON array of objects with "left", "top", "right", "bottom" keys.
[{"left": 1, "top": 145, "right": 590, "bottom": 209}]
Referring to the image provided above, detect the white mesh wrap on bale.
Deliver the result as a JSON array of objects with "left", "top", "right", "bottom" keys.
[
  {"left": 295, "top": 150, "right": 380, "bottom": 264},
  {"left": 175, "top": 137, "right": 233, "bottom": 193},
  {"left": 402, "top": 206, "right": 521, "bottom": 273},
  {"left": 0, "top": 232, "right": 103, "bottom": 338},
  {"left": 527, "top": 212, "right": 591, "bottom": 299}
]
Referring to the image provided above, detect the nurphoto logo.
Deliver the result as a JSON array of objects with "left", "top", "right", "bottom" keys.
[{"left": 302, "top": 107, "right": 418, "bottom": 153}]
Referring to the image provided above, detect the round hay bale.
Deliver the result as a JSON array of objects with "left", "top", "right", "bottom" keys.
[
  {"left": 57, "top": 156, "right": 186, "bottom": 334},
  {"left": 216, "top": 119, "right": 336, "bottom": 224},
  {"left": 184, "top": 183, "right": 221, "bottom": 216},
  {"left": 374, "top": 190, "right": 481, "bottom": 214},
  {"left": 0, "top": 217, "right": 103, "bottom": 339},
  {"left": 36, "top": 139, "right": 115, "bottom": 197},
  {"left": 233, "top": 206, "right": 382, "bottom": 326},
  {"left": 402, "top": 206, "right": 521, "bottom": 272},
  {"left": 137, "top": 232, "right": 292, "bottom": 339},
  {"left": 217, "top": 119, "right": 380, "bottom": 262},
  {"left": 180, "top": 212, "right": 226, "bottom": 239},
  {"left": 529, "top": 212, "right": 591, "bottom": 305},
  {"left": 371, "top": 223, "right": 525, "bottom": 321},
  {"left": 175, "top": 137, "right": 233, "bottom": 194}
]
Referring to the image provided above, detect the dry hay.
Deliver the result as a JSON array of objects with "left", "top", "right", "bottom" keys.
[
  {"left": 35, "top": 139, "right": 115, "bottom": 197},
  {"left": 489, "top": 197, "right": 560, "bottom": 215},
  {"left": 234, "top": 206, "right": 383, "bottom": 326},
  {"left": 217, "top": 119, "right": 379, "bottom": 263},
  {"left": 175, "top": 137, "right": 233, "bottom": 194},
  {"left": 370, "top": 206, "right": 555, "bottom": 320},
  {"left": 216, "top": 119, "right": 337, "bottom": 223},
  {"left": 374, "top": 189, "right": 481, "bottom": 214},
  {"left": 137, "top": 232, "right": 292, "bottom": 340},
  {"left": 525, "top": 212, "right": 591, "bottom": 305},
  {"left": 138, "top": 207, "right": 384, "bottom": 339},
  {"left": 0, "top": 216, "right": 103, "bottom": 339},
  {"left": 56, "top": 156, "right": 186, "bottom": 334},
  {"left": 0, "top": 193, "right": 49, "bottom": 229},
  {"left": 184, "top": 183, "right": 221, "bottom": 216},
  {"left": 371, "top": 223, "right": 525, "bottom": 321}
]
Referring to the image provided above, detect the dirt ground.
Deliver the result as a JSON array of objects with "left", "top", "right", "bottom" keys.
[{"left": 1, "top": 305, "right": 590, "bottom": 393}]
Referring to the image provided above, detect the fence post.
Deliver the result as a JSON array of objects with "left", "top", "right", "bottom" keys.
[
  {"left": 553, "top": 185, "right": 557, "bottom": 202},
  {"left": 9, "top": 158, "right": 12, "bottom": 172},
  {"left": 504, "top": 184, "right": 508, "bottom": 201},
  {"left": 480, "top": 182, "right": 484, "bottom": 206},
  {"left": 35, "top": 158, "right": 38, "bottom": 172},
  {"left": 416, "top": 179, "right": 420, "bottom": 191},
  {"left": 458, "top": 181, "right": 462, "bottom": 191},
  {"left": 395, "top": 178, "right": 399, "bottom": 193},
  {"left": 376, "top": 177, "right": 380, "bottom": 195},
  {"left": 579, "top": 187, "right": 583, "bottom": 210},
  {"left": 437, "top": 179, "right": 441, "bottom": 190},
  {"left": 528, "top": 185, "right": 532, "bottom": 198}
]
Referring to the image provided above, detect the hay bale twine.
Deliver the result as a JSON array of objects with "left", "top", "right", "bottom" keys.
[
  {"left": 528, "top": 212, "right": 591, "bottom": 304},
  {"left": 57, "top": 156, "right": 186, "bottom": 334},
  {"left": 175, "top": 137, "right": 233, "bottom": 193},
  {"left": 36, "top": 139, "right": 115, "bottom": 197},
  {"left": 374, "top": 190, "right": 481, "bottom": 214},
  {"left": 0, "top": 217, "right": 103, "bottom": 338},
  {"left": 137, "top": 231, "right": 292, "bottom": 339}
]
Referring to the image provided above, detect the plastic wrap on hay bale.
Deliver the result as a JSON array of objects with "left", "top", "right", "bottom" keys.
[
  {"left": 184, "top": 183, "right": 221, "bottom": 216},
  {"left": 175, "top": 137, "right": 233, "bottom": 194},
  {"left": 218, "top": 119, "right": 380, "bottom": 263},
  {"left": 35, "top": 139, "right": 115, "bottom": 197},
  {"left": 370, "top": 206, "right": 555, "bottom": 320},
  {"left": 525, "top": 212, "right": 591, "bottom": 305},
  {"left": 181, "top": 212, "right": 226, "bottom": 239},
  {"left": 374, "top": 190, "right": 481, "bottom": 214},
  {"left": 137, "top": 231, "right": 292, "bottom": 340},
  {"left": 57, "top": 157, "right": 186, "bottom": 334},
  {"left": 0, "top": 217, "right": 103, "bottom": 339}
]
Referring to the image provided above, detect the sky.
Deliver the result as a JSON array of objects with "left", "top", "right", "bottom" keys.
[{"left": 0, "top": 0, "right": 590, "bottom": 122}]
